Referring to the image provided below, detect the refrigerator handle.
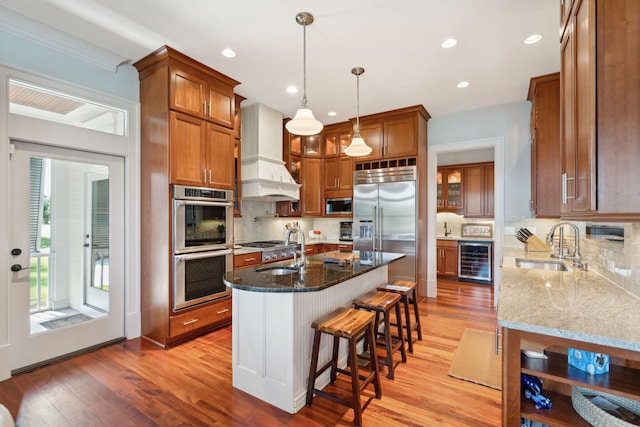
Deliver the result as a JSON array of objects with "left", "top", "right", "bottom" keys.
[
  {"left": 379, "top": 206, "right": 384, "bottom": 252},
  {"left": 372, "top": 206, "right": 377, "bottom": 251}
]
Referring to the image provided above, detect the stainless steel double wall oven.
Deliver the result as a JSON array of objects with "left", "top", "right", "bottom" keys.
[{"left": 172, "top": 185, "right": 233, "bottom": 311}]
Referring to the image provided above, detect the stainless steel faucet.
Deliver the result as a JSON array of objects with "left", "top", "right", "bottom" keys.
[
  {"left": 546, "top": 222, "right": 586, "bottom": 269},
  {"left": 286, "top": 226, "right": 306, "bottom": 269}
]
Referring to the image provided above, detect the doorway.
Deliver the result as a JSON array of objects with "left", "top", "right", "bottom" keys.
[
  {"left": 7, "top": 141, "right": 125, "bottom": 374},
  {"left": 427, "top": 137, "right": 505, "bottom": 307}
]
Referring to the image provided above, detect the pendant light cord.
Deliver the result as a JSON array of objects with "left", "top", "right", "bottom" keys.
[
  {"left": 355, "top": 71, "right": 360, "bottom": 137},
  {"left": 301, "top": 22, "right": 308, "bottom": 108}
]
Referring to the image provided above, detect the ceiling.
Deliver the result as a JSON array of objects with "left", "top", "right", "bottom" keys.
[{"left": 1, "top": 0, "right": 560, "bottom": 124}]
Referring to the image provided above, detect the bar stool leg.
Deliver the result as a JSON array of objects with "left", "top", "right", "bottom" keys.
[
  {"left": 306, "top": 330, "right": 322, "bottom": 406},
  {"left": 330, "top": 335, "right": 340, "bottom": 383},
  {"left": 411, "top": 288, "right": 423, "bottom": 341},
  {"left": 367, "top": 321, "right": 382, "bottom": 399},
  {"left": 348, "top": 333, "right": 363, "bottom": 426},
  {"left": 402, "top": 294, "right": 414, "bottom": 353},
  {"left": 382, "top": 307, "right": 395, "bottom": 379},
  {"left": 395, "top": 301, "right": 407, "bottom": 363}
]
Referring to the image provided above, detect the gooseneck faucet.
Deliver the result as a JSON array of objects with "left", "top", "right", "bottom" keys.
[
  {"left": 546, "top": 222, "right": 585, "bottom": 269},
  {"left": 286, "top": 226, "right": 306, "bottom": 269}
]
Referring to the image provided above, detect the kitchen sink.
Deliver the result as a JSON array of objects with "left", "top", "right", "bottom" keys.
[
  {"left": 515, "top": 258, "right": 570, "bottom": 272},
  {"left": 255, "top": 266, "right": 299, "bottom": 276}
]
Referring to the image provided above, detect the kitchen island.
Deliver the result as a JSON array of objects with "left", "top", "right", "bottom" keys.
[
  {"left": 223, "top": 251, "right": 404, "bottom": 414},
  {"left": 498, "top": 248, "right": 640, "bottom": 426}
]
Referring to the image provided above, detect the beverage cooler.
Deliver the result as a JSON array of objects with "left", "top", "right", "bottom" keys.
[{"left": 457, "top": 241, "right": 493, "bottom": 284}]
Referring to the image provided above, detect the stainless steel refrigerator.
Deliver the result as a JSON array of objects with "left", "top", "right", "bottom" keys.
[{"left": 353, "top": 166, "right": 417, "bottom": 284}]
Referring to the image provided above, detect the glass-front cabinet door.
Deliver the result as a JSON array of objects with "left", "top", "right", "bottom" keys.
[{"left": 437, "top": 167, "right": 463, "bottom": 213}]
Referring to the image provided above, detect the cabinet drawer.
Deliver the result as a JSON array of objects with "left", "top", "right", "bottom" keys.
[
  {"left": 234, "top": 252, "right": 261, "bottom": 269},
  {"left": 169, "top": 298, "right": 231, "bottom": 337},
  {"left": 436, "top": 239, "right": 458, "bottom": 248}
]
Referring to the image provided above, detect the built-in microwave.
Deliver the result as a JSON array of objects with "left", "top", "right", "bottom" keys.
[
  {"left": 325, "top": 197, "right": 352, "bottom": 215},
  {"left": 172, "top": 185, "right": 234, "bottom": 254}
]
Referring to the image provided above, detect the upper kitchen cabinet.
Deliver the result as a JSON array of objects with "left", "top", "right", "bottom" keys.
[
  {"left": 285, "top": 131, "right": 322, "bottom": 157},
  {"left": 323, "top": 123, "right": 354, "bottom": 198},
  {"left": 560, "top": 0, "right": 640, "bottom": 221},
  {"left": 301, "top": 157, "right": 323, "bottom": 216},
  {"left": 233, "top": 94, "right": 246, "bottom": 216},
  {"left": 169, "top": 56, "right": 237, "bottom": 129},
  {"left": 464, "top": 162, "right": 494, "bottom": 218},
  {"left": 528, "top": 73, "right": 561, "bottom": 218},
  {"left": 323, "top": 123, "right": 353, "bottom": 157},
  {"left": 354, "top": 106, "right": 430, "bottom": 164},
  {"left": 437, "top": 167, "right": 464, "bottom": 213},
  {"left": 135, "top": 46, "right": 240, "bottom": 190}
]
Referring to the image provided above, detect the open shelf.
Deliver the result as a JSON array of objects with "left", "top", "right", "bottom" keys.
[
  {"left": 521, "top": 352, "right": 640, "bottom": 401},
  {"left": 521, "top": 390, "right": 591, "bottom": 427}
]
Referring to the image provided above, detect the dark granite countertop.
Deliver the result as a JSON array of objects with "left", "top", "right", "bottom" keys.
[{"left": 223, "top": 251, "right": 405, "bottom": 293}]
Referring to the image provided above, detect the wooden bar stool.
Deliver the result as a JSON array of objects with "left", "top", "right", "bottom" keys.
[
  {"left": 353, "top": 291, "right": 407, "bottom": 380},
  {"left": 306, "top": 307, "right": 382, "bottom": 427},
  {"left": 377, "top": 280, "right": 423, "bottom": 353}
]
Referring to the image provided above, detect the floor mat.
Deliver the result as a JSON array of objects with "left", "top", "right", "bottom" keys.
[
  {"left": 448, "top": 328, "right": 502, "bottom": 390},
  {"left": 40, "top": 313, "right": 93, "bottom": 330}
]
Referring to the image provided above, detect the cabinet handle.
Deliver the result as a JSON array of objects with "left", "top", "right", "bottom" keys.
[
  {"left": 183, "top": 318, "right": 199, "bottom": 326},
  {"left": 216, "top": 308, "right": 230, "bottom": 315},
  {"left": 203, "top": 100, "right": 207, "bottom": 116},
  {"left": 561, "top": 173, "right": 575, "bottom": 204},
  {"left": 244, "top": 257, "right": 257, "bottom": 262},
  {"left": 495, "top": 327, "right": 502, "bottom": 355},
  {"left": 208, "top": 101, "right": 212, "bottom": 118},
  {"left": 208, "top": 169, "right": 212, "bottom": 184},
  {"left": 202, "top": 168, "right": 207, "bottom": 183}
]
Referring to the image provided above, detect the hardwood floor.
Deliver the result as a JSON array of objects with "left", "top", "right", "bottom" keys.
[{"left": 0, "top": 279, "right": 501, "bottom": 426}]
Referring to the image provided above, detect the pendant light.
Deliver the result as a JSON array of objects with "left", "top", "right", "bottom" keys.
[
  {"left": 285, "top": 12, "right": 323, "bottom": 136},
  {"left": 344, "top": 67, "right": 372, "bottom": 157}
]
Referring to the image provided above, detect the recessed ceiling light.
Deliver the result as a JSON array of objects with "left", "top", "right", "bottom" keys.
[
  {"left": 457, "top": 81, "right": 469, "bottom": 88},
  {"left": 328, "top": 111, "right": 337, "bottom": 117},
  {"left": 221, "top": 48, "right": 236, "bottom": 58},
  {"left": 286, "top": 86, "right": 298, "bottom": 94},
  {"left": 523, "top": 34, "right": 543, "bottom": 45},
  {"left": 441, "top": 38, "right": 458, "bottom": 49}
]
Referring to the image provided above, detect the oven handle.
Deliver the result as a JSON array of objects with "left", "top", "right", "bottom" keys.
[
  {"left": 174, "top": 200, "right": 233, "bottom": 208},
  {"left": 174, "top": 249, "right": 232, "bottom": 261}
]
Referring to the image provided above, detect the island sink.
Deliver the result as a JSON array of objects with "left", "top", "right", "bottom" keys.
[
  {"left": 515, "top": 258, "right": 570, "bottom": 272},
  {"left": 255, "top": 266, "right": 299, "bottom": 276}
]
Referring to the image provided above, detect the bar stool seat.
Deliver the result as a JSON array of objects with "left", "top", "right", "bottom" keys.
[
  {"left": 306, "top": 307, "right": 382, "bottom": 427},
  {"left": 353, "top": 291, "right": 407, "bottom": 380},
  {"left": 377, "top": 280, "right": 423, "bottom": 353}
]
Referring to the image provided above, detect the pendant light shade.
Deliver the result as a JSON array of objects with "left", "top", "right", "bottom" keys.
[
  {"left": 345, "top": 67, "right": 372, "bottom": 157},
  {"left": 286, "top": 12, "right": 323, "bottom": 136}
]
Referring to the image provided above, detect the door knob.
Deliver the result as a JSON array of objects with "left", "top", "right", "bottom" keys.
[
  {"left": 11, "top": 248, "right": 22, "bottom": 256},
  {"left": 11, "top": 264, "right": 29, "bottom": 272}
]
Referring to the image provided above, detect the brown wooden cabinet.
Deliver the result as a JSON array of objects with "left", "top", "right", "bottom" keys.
[
  {"left": 437, "top": 167, "right": 464, "bottom": 213},
  {"left": 233, "top": 94, "right": 245, "bottom": 216},
  {"left": 169, "top": 112, "right": 234, "bottom": 189},
  {"left": 355, "top": 109, "right": 422, "bottom": 161},
  {"left": 436, "top": 239, "right": 458, "bottom": 278},
  {"left": 233, "top": 252, "right": 261, "bottom": 269},
  {"left": 324, "top": 157, "right": 353, "bottom": 196},
  {"left": 528, "top": 73, "right": 561, "bottom": 218},
  {"left": 301, "top": 157, "right": 323, "bottom": 216},
  {"left": 134, "top": 46, "right": 240, "bottom": 347},
  {"left": 560, "top": 0, "right": 640, "bottom": 221},
  {"left": 463, "top": 162, "right": 494, "bottom": 218},
  {"left": 170, "top": 58, "right": 235, "bottom": 129},
  {"left": 323, "top": 124, "right": 353, "bottom": 157}
]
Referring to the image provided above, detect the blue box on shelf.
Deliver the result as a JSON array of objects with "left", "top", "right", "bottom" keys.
[{"left": 568, "top": 348, "right": 609, "bottom": 375}]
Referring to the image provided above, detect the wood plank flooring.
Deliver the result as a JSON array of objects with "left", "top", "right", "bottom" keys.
[{"left": 0, "top": 279, "right": 501, "bottom": 426}]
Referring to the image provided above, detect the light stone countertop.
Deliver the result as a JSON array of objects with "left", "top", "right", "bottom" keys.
[{"left": 497, "top": 247, "right": 640, "bottom": 352}]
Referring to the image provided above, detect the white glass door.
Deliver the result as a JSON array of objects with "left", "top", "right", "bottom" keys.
[{"left": 8, "top": 140, "right": 125, "bottom": 373}]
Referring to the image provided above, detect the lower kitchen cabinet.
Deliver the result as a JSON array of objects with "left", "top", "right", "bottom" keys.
[
  {"left": 234, "top": 251, "right": 261, "bottom": 269},
  {"left": 436, "top": 239, "right": 458, "bottom": 278},
  {"left": 169, "top": 297, "right": 231, "bottom": 338},
  {"left": 502, "top": 328, "right": 640, "bottom": 426}
]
